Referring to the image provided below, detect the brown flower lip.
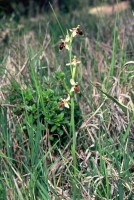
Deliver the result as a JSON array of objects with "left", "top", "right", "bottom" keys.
[
  {"left": 76, "top": 27, "right": 83, "bottom": 35},
  {"left": 59, "top": 41, "right": 65, "bottom": 50},
  {"left": 58, "top": 101, "right": 65, "bottom": 108},
  {"left": 74, "top": 85, "right": 80, "bottom": 93}
]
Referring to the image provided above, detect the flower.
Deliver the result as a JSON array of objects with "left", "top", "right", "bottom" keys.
[
  {"left": 66, "top": 57, "right": 81, "bottom": 66},
  {"left": 70, "top": 25, "right": 83, "bottom": 37},
  {"left": 58, "top": 95, "right": 70, "bottom": 108},
  {"left": 59, "top": 35, "right": 70, "bottom": 51},
  {"left": 70, "top": 79, "right": 80, "bottom": 93}
]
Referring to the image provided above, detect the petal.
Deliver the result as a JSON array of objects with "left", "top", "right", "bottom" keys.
[
  {"left": 65, "top": 44, "right": 70, "bottom": 51},
  {"left": 64, "top": 102, "right": 69, "bottom": 108},
  {"left": 70, "top": 79, "right": 75, "bottom": 85},
  {"left": 66, "top": 62, "right": 71, "bottom": 66},
  {"left": 76, "top": 60, "right": 81, "bottom": 64},
  {"left": 70, "top": 87, "right": 74, "bottom": 92},
  {"left": 72, "top": 31, "right": 77, "bottom": 37},
  {"left": 65, "top": 35, "right": 70, "bottom": 43},
  {"left": 66, "top": 95, "right": 70, "bottom": 101}
]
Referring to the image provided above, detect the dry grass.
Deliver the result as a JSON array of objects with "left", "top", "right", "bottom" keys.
[{"left": 89, "top": 1, "right": 130, "bottom": 16}]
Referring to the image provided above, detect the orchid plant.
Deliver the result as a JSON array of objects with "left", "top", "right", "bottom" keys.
[{"left": 58, "top": 25, "right": 83, "bottom": 179}]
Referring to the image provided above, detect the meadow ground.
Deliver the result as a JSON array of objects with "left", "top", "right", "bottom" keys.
[{"left": 0, "top": 4, "right": 134, "bottom": 200}]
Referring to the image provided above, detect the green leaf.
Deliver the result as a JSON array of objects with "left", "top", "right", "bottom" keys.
[
  {"left": 51, "top": 125, "right": 57, "bottom": 132},
  {"left": 58, "top": 129, "right": 64, "bottom": 135},
  {"left": 57, "top": 113, "right": 64, "bottom": 121}
]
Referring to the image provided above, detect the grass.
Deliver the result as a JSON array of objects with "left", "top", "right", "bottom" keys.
[{"left": 0, "top": 5, "right": 134, "bottom": 200}]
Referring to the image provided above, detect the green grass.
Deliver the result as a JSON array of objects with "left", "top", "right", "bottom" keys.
[{"left": 0, "top": 6, "right": 134, "bottom": 200}]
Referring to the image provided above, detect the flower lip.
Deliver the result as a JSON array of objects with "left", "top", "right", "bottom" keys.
[
  {"left": 59, "top": 40, "right": 65, "bottom": 50},
  {"left": 76, "top": 26, "right": 83, "bottom": 35},
  {"left": 74, "top": 84, "right": 80, "bottom": 93}
]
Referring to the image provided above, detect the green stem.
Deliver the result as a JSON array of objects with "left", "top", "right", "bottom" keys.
[
  {"left": 69, "top": 36, "right": 73, "bottom": 74},
  {"left": 71, "top": 97, "right": 77, "bottom": 174},
  {"left": 72, "top": 65, "right": 77, "bottom": 79}
]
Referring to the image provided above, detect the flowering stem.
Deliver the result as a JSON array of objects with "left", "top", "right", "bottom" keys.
[
  {"left": 68, "top": 35, "right": 77, "bottom": 177},
  {"left": 58, "top": 26, "right": 82, "bottom": 196}
]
